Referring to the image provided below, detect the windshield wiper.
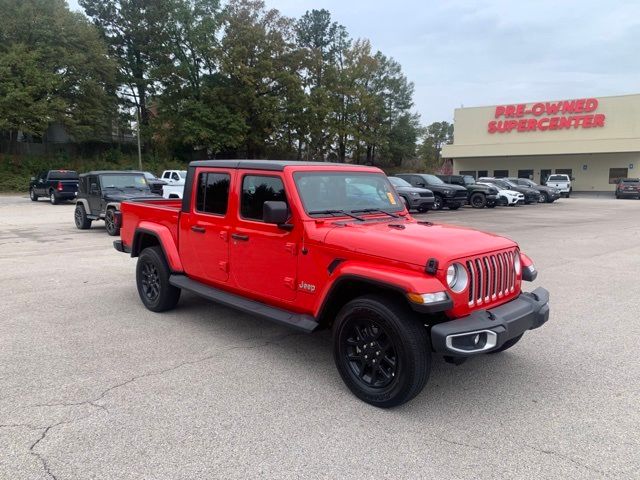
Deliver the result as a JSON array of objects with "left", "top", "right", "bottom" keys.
[
  {"left": 351, "top": 208, "right": 400, "bottom": 218},
  {"left": 308, "top": 209, "right": 365, "bottom": 221}
]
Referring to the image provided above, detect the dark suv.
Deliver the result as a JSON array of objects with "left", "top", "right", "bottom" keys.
[
  {"left": 388, "top": 176, "right": 435, "bottom": 212},
  {"left": 396, "top": 173, "right": 468, "bottom": 210},
  {"left": 615, "top": 178, "right": 640, "bottom": 199},
  {"left": 437, "top": 174, "right": 498, "bottom": 208},
  {"left": 479, "top": 177, "right": 540, "bottom": 204},
  {"left": 508, "top": 178, "right": 560, "bottom": 203},
  {"left": 74, "top": 171, "right": 161, "bottom": 235}
]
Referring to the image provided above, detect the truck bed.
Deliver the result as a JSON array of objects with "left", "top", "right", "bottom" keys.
[{"left": 120, "top": 199, "right": 183, "bottom": 250}]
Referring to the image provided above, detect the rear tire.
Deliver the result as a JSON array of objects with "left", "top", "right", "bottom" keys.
[
  {"left": 136, "top": 246, "right": 181, "bottom": 312},
  {"left": 49, "top": 190, "right": 59, "bottom": 205},
  {"left": 488, "top": 334, "right": 523, "bottom": 354},
  {"left": 105, "top": 208, "right": 120, "bottom": 236},
  {"left": 30, "top": 188, "right": 38, "bottom": 201},
  {"left": 333, "top": 295, "right": 430, "bottom": 408},
  {"left": 74, "top": 204, "right": 92, "bottom": 230},
  {"left": 469, "top": 192, "right": 486, "bottom": 209}
]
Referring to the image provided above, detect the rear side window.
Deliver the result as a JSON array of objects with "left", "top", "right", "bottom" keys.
[
  {"left": 241, "top": 175, "right": 287, "bottom": 221},
  {"left": 196, "top": 172, "right": 230, "bottom": 215}
]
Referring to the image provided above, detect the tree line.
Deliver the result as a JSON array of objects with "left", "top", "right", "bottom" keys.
[{"left": 0, "top": 0, "right": 452, "bottom": 168}]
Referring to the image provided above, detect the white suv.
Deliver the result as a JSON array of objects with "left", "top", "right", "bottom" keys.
[{"left": 477, "top": 182, "right": 524, "bottom": 206}]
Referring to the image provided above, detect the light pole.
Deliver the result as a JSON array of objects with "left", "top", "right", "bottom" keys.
[{"left": 135, "top": 105, "right": 142, "bottom": 171}]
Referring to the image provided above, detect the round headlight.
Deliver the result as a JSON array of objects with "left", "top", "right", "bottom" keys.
[
  {"left": 447, "top": 263, "right": 468, "bottom": 293},
  {"left": 514, "top": 253, "right": 521, "bottom": 274}
]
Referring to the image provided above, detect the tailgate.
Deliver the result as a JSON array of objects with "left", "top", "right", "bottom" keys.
[{"left": 58, "top": 181, "right": 78, "bottom": 193}]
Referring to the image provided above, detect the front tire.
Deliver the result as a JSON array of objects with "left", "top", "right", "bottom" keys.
[
  {"left": 136, "top": 246, "right": 181, "bottom": 312},
  {"left": 333, "top": 295, "right": 431, "bottom": 408},
  {"left": 105, "top": 208, "right": 120, "bottom": 236},
  {"left": 469, "top": 192, "right": 486, "bottom": 209},
  {"left": 539, "top": 192, "right": 549, "bottom": 203},
  {"left": 74, "top": 204, "right": 92, "bottom": 230},
  {"left": 30, "top": 188, "right": 38, "bottom": 201}
]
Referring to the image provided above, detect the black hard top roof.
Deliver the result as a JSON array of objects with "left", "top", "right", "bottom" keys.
[
  {"left": 80, "top": 170, "right": 145, "bottom": 177},
  {"left": 188, "top": 160, "right": 366, "bottom": 171}
]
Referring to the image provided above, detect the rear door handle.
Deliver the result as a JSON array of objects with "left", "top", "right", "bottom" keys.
[
  {"left": 191, "top": 225, "right": 205, "bottom": 233},
  {"left": 231, "top": 233, "right": 249, "bottom": 241}
]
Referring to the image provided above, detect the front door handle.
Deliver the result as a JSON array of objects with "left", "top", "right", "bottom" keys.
[
  {"left": 231, "top": 233, "right": 249, "bottom": 241},
  {"left": 191, "top": 225, "right": 205, "bottom": 233}
]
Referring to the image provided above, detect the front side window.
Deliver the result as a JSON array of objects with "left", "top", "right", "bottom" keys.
[
  {"left": 294, "top": 171, "right": 403, "bottom": 216},
  {"left": 241, "top": 175, "right": 287, "bottom": 221},
  {"left": 196, "top": 172, "right": 230, "bottom": 215}
]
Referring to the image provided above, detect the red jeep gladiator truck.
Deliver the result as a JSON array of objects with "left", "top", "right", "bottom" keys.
[{"left": 114, "top": 160, "right": 549, "bottom": 407}]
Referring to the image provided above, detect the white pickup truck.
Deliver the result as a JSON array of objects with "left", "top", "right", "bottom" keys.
[
  {"left": 545, "top": 174, "right": 572, "bottom": 198},
  {"left": 160, "top": 170, "right": 187, "bottom": 199}
]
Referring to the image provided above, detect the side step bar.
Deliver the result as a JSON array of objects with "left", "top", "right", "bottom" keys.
[{"left": 169, "top": 275, "right": 319, "bottom": 333}]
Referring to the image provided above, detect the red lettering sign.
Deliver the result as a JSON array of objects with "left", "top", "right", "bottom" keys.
[{"left": 488, "top": 98, "right": 605, "bottom": 133}]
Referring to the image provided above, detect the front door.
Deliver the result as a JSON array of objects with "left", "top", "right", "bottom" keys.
[
  {"left": 179, "top": 169, "right": 232, "bottom": 284},
  {"left": 88, "top": 176, "right": 102, "bottom": 215},
  {"left": 230, "top": 173, "right": 298, "bottom": 302}
]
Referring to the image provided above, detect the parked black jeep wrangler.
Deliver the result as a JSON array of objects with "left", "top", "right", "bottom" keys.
[
  {"left": 74, "top": 171, "right": 161, "bottom": 236},
  {"left": 437, "top": 174, "right": 499, "bottom": 208}
]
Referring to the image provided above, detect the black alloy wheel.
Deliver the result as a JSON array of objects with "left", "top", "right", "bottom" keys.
[
  {"left": 342, "top": 318, "right": 398, "bottom": 390},
  {"left": 333, "top": 295, "right": 430, "bottom": 408},
  {"left": 140, "top": 261, "right": 161, "bottom": 303},
  {"left": 74, "top": 204, "right": 92, "bottom": 229},
  {"left": 470, "top": 193, "right": 486, "bottom": 208},
  {"left": 105, "top": 209, "right": 120, "bottom": 236},
  {"left": 136, "top": 246, "right": 181, "bottom": 312}
]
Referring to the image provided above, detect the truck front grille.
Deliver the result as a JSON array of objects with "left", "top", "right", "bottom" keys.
[
  {"left": 454, "top": 190, "right": 468, "bottom": 199},
  {"left": 419, "top": 191, "right": 434, "bottom": 198},
  {"left": 465, "top": 249, "right": 518, "bottom": 306}
]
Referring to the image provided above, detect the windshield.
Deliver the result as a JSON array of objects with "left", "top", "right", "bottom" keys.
[
  {"left": 100, "top": 174, "right": 149, "bottom": 190},
  {"left": 48, "top": 170, "right": 79, "bottom": 180},
  {"left": 422, "top": 174, "right": 444, "bottom": 185},
  {"left": 388, "top": 177, "right": 411, "bottom": 187},
  {"left": 492, "top": 179, "right": 512, "bottom": 189},
  {"left": 143, "top": 172, "right": 157, "bottom": 180},
  {"left": 502, "top": 179, "right": 520, "bottom": 189},
  {"left": 521, "top": 179, "right": 537, "bottom": 186},
  {"left": 294, "top": 172, "right": 404, "bottom": 216}
]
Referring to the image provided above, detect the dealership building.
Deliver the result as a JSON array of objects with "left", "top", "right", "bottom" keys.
[{"left": 441, "top": 93, "right": 640, "bottom": 191}]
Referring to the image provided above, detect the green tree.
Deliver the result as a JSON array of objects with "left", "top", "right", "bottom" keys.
[
  {"left": 419, "top": 121, "right": 454, "bottom": 170},
  {"left": 0, "top": 0, "right": 116, "bottom": 150},
  {"left": 80, "top": 0, "right": 172, "bottom": 127}
]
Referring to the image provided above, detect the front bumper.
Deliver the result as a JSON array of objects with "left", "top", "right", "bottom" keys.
[
  {"left": 408, "top": 196, "right": 434, "bottom": 209},
  {"left": 430, "top": 287, "right": 550, "bottom": 356}
]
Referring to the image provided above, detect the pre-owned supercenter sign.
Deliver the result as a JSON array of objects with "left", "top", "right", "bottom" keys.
[{"left": 488, "top": 98, "right": 605, "bottom": 134}]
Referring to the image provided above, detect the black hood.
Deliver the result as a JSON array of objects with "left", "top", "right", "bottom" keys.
[{"left": 395, "top": 185, "right": 433, "bottom": 195}]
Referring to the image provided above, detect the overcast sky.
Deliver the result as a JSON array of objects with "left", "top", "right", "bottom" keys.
[{"left": 69, "top": 0, "right": 640, "bottom": 124}]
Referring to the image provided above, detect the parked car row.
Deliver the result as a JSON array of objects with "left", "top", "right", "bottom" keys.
[{"left": 387, "top": 172, "right": 562, "bottom": 212}]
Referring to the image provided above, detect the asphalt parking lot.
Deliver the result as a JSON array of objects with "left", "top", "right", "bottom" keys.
[{"left": 1, "top": 194, "right": 638, "bottom": 479}]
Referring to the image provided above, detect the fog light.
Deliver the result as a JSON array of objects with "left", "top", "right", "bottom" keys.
[
  {"left": 407, "top": 291, "right": 449, "bottom": 304},
  {"left": 445, "top": 330, "right": 498, "bottom": 354}
]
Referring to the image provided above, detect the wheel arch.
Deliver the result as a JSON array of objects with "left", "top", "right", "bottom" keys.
[
  {"left": 76, "top": 198, "right": 90, "bottom": 211},
  {"left": 316, "top": 275, "right": 415, "bottom": 329},
  {"left": 131, "top": 225, "right": 183, "bottom": 272}
]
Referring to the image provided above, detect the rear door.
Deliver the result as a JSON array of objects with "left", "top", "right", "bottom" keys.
[
  {"left": 179, "top": 168, "right": 232, "bottom": 284},
  {"left": 230, "top": 172, "right": 298, "bottom": 302}
]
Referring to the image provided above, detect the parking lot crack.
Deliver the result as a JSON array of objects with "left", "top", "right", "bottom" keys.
[
  {"left": 30, "top": 332, "right": 307, "bottom": 413},
  {"left": 523, "top": 443, "right": 607, "bottom": 476}
]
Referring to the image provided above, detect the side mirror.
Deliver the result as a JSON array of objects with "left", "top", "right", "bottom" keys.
[{"left": 263, "top": 201, "right": 291, "bottom": 229}]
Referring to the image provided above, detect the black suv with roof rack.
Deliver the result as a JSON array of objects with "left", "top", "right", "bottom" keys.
[
  {"left": 615, "top": 178, "right": 640, "bottom": 199},
  {"left": 395, "top": 173, "right": 468, "bottom": 210},
  {"left": 74, "top": 171, "right": 161, "bottom": 236}
]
